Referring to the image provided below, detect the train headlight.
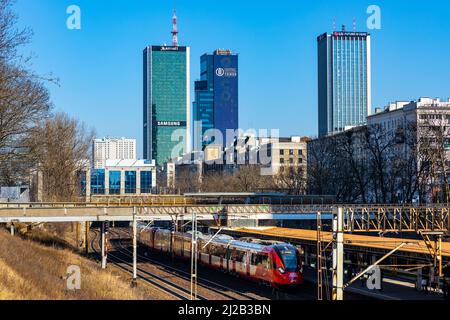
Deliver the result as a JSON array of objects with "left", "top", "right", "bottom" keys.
[{"left": 278, "top": 267, "right": 285, "bottom": 274}]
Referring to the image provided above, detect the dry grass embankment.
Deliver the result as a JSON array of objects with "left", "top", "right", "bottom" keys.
[{"left": 0, "top": 228, "right": 171, "bottom": 300}]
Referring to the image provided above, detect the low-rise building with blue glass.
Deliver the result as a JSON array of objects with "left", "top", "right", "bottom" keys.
[
  {"left": 193, "top": 49, "right": 238, "bottom": 149},
  {"left": 90, "top": 159, "right": 156, "bottom": 196}
]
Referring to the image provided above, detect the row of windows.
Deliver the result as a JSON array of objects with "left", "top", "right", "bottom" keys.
[
  {"left": 280, "top": 158, "right": 304, "bottom": 164},
  {"left": 280, "top": 149, "right": 304, "bottom": 156},
  {"left": 171, "top": 235, "right": 275, "bottom": 269},
  {"left": 91, "top": 170, "right": 153, "bottom": 195},
  {"left": 419, "top": 114, "right": 450, "bottom": 122}
]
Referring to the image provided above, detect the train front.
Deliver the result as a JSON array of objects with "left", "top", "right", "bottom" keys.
[{"left": 271, "top": 244, "right": 304, "bottom": 290}]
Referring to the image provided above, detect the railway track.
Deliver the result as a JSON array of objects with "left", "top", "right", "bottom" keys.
[
  {"left": 108, "top": 228, "right": 262, "bottom": 301},
  {"left": 90, "top": 227, "right": 316, "bottom": 300},
  {"left": 90, "top": 229, "right": 206, "bottom": 300},
  {"left": 109, "top": 228, "right": 319, "bottom": 301}
]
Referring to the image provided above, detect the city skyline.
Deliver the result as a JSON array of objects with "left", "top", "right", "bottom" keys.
[{"left": 13, "top": 0, "right": 450, "bottom": 158}]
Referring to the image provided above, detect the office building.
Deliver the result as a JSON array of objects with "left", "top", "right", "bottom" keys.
[
  {"left": 92, "top": 137, "right": 136, "bottom": 169},
  {"left": 193, "top": 49, "right": 238, "bottom": 148},
  {"left": 143, "top": 10, "right": 191, "bottom": 165},
  {"left": 259, "top": 136, "right": 309, "bottom": 176},
  {"left": 318, "top": 27, "right": 372, "bottom": 137},
  {"left": 308, "top": 97, "right": 450, "bottom": 203},
  {"left": 160, "top": 136, "right": 309, "bottom": 190},
  {"left": 90, "top": 159, "right": 156, "bottom": 196}
]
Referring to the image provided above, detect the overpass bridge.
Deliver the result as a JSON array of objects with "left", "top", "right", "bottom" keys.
[
  {"left": 0, "top": 202, "right": 333, "bottom": 224},
  {"left": 1, "top": 202, "right": 449, "bottom": 233},
  {"left": 1, "top": 202, "right": 449, "bottom": 301}
]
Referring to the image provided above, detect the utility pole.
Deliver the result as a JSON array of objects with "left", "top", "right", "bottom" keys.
[
  {"left": 85, "top": 221, "right": 90, "bottom": 256},
  {"left": 317, "top": 212, "right": 324, "bottom": 301},
  {"left": 190, "top": 211, "right": 198, "bottom": 300},
  {"left": 76, "top": 222, "right": 80, "bottom": 247},
  {"left": 101, "top": 221, "right": 109, "bottom": 269},
  {"left": 78, "top": 222, "right": 85, "bottom": 254},
  {"left": 434, "top": 234, "right": 443, "bottom": 277},
  {"left": 132, "top": 207, "right": 138, "bottom": 287},
  {"left": 332, "top": 207, "right": 344, "bottom": 301}
]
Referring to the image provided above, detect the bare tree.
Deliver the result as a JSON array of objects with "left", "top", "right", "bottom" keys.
[
  {"left": 333, "top": 129, "right": 370, "bottom": 203},
  {"left": 232, "top": 165, "right": 275, "bottom": 192},
  {"left": 196, "top": 165, "right": 276, "bottom": 193},
  {"left": 200, "top": 171, "right": 234, "bottom": 193},
  {"left": 0, "top": 0, "right": 53, "bottom": 185},
  {"left": 275, "top": 166, "right": 307, "bottom": 195},
  {"left": 25, "top": 113, "right": 93, "bottom": 202},
  {"left": 175, "top": 165, "right": 202, "bottom": 194},
  {"left": 365, "top": 124, "right": 398, "bottom": 203},
  {"left": 307, "top": 136, "right": 335, "bottom": 196},
  {"left": 396, "top": 122, "right": 421, "bottom": 203},
  {"left": 416, "top": 112, "right": 450, "bottom": 204}
]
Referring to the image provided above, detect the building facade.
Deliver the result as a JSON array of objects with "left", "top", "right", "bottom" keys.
[
  {"left": 93, "top": 137, "right": 136, "bottom": 169},
  {"left": 143, "top": 45, "right": 191, "bottom": 165},
  {"left": 309, "top": 97, "right": 450, "bottom": 204},
  {"left": 160, "top": 136, "right": 309, "bottom": 191},
  {"left": 260, "top": 136, "right": 309, "bottom": 176},
  {"left": 318, "top": 29, "right": 372, "bottom": 137},
  {"left": 193, "top": 49, "right": 238, "bottom": 148},
  {"left": 90, "top": 159, "right": 156, "bottom": 196},
  {"left": 0, "top": 186, "right": 30, "bottom": 202}
]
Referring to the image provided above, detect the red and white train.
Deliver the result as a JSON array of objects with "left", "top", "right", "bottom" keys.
[{"left": 138, "top": 227, "right": 304, "bottom": 289}]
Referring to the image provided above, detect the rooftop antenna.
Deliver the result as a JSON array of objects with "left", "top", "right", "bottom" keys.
[
  {"left": 341, "top": 24, "right": 346, "bottom": 32},
  {"left": 172, "top": 8, "right": 179, "bottom": 47},
  {"left": 332, "top": 18, "right": 336, "bottom": 31},
  {"left": 353, "top": 18, "right": 356, "bottom": 31}
]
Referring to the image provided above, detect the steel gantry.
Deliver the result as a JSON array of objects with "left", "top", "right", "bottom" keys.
[
  {"left": 331, "top": 206, "right": 450, "bottom": 300},
  {"left": 343, "top": 206, "right": 450, "bottom": 233}
]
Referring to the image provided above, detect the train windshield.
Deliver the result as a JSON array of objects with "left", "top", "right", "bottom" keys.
[{"left": 275, "top": 245, "right": 298, "bottom": 272}]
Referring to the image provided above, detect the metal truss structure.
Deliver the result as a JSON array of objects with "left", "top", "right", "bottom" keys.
[
  {"left": 2, "top": 203, "right": 450, "bottom": 231},
  {"left": 343, "top": 206, "right": 450, "bottom": 232},
  {"left": 332, "top": 206, "right": 450, "bottom": 300}
]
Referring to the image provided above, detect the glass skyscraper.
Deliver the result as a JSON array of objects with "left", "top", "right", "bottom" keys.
[
  {"left": 143, "top": 45, "right": 191, "bottom": 165},
  {"left": 193, "top": 49, "right": 238, "bottom": 148},
  {"left": 317, "top": 30, "right": 372, "bottom": 137}
]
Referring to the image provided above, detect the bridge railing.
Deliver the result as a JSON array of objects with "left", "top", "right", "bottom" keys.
[{"left": 1, "top": 203, "right": 449, "bottom": 232}]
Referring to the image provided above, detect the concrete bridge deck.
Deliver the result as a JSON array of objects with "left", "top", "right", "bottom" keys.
[
  {"left": 0, "top": 203, "right": 333, "bottom": 223},
  {"left": 1, "top": 203, "right": 449, "bottom": 233}
]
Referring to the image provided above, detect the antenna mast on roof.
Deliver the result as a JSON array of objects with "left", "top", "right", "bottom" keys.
[{"left": 172, "top": 8, "right": 179, "bottom": 47}]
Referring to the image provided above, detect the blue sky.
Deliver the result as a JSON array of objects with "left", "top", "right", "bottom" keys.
[{"left": 14, "top": 0, "right": 450, "bottom": 157}]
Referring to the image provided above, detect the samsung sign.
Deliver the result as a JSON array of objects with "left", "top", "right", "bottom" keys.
[{"left": 156, "top": 121, "right": 186, "bottom": 127}]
